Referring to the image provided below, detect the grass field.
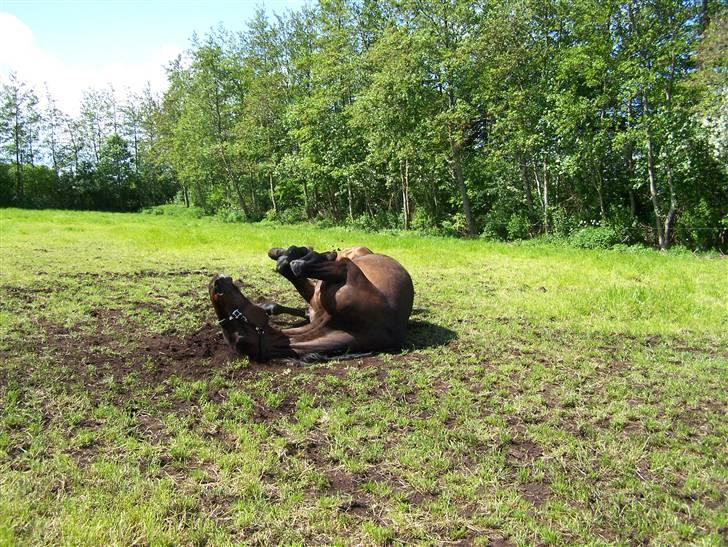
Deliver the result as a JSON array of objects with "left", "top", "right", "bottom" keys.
[{"left": 1, "top": 208, "right": 727, "bottom": 545}]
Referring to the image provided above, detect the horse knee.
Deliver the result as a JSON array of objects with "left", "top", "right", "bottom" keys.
[{"left": 260, "top": 302, "right": 279, "bottom": 316}]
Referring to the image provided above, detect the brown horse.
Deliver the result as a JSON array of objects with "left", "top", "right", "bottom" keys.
[{"left": 209, "top": 245, "right": 414, "bottom": 361}]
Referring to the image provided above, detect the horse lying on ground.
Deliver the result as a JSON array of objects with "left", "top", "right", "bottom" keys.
[{"left": 209, "top": 246, "right": 414, "bottom": 362}]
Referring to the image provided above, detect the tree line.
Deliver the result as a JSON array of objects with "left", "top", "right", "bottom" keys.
[
  {"left": 1, "top": 0, "right": 726, "bottom": 250},
  {"left": 0, "top": 76, "right": 176, "bottom": 212}
]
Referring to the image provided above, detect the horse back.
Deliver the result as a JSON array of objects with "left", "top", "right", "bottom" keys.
[{"left": 352, "top": 253, "right": 414, "bottom": 324}]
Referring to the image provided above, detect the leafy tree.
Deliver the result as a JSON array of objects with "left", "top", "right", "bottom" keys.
[{"left": 0, "top": 72, "right": 40, "bottom": 203}]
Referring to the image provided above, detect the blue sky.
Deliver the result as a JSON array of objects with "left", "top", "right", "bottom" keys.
[{"left": 0, "top": 0, "right": 305, "bottom": 112}]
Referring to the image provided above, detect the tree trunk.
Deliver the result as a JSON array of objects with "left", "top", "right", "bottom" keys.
[
  {"left": 594, "top": 166, "right": 606, "bottom": 221},
  {"left": 269, "top": 172, "right": 277, "bottom": 214},
  {"left": 401, "top": 159, "right": 411, "bottom": 230},
  {"left": 451, "top": 145, "right": 475, "bottom": 236},
  {"left": 646, "top": 130, "right": 666, "bottom": 249},
  {"left": 663, "top": 159, "right": 677, "bottom": 249},
  {"left": 519, "top": 152, "right": 534, "bottom": 218},
  {"left": 629, "top": 189, "right": 637, "bottom": 218},
  {"left": 302, "top": 179, "right": 310, "bottom": 219},
  {"left": 28, "top": 126, "right": 35, "bottom": 167},
  {"left": 624, "top": 136, "right": 637, "bottom": 219},
  {"left": 347, "top": 178, "right": 354, "bottom": 222},
  {"left": 543, "top": 158, "right": 549, "bottom": 234}
]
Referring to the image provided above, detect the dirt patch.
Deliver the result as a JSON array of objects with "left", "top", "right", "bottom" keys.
[
  {"left": 517, "top": 481, "right": 551, "bottom": 507},
  {"left": 36, "top": 311, "right": 235, "bottom": 388},
  {"left": 507, "top": 436, "right": 543, "bottom": 463},
  {"left": 28, "top": 303, "right": 425, "bottom": 396},
  {"left": 137, "top": 413, "right": 169, "bottom": 444},
  {"left": 69, "top": 445, "right": 98, "bottom": 468},
  {"left": 65, "top": 268, "right": 215, "bottom": 281}
]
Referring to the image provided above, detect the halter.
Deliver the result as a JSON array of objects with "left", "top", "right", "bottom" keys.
[{"left": 218, "top": 308, "right": 266, "bottom": 360}]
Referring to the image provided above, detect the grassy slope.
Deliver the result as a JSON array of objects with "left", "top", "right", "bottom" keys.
[{"left": 0, "top": 208, "right": 726, "bottom": 545}]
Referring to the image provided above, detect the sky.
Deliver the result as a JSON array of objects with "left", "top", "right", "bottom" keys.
[{"left": 0, "top": 0, "right": 305, "bottom": 113}]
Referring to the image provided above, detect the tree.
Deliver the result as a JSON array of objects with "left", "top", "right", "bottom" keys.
[
  {"left": 0, "top": 72, "right": 40, "bottom": 204},
  {"left": 616, "top": 0, "right": 704, "bottom": 249},
  {"left": 96, "top": 134, "right": 137, "bottom": 210}
]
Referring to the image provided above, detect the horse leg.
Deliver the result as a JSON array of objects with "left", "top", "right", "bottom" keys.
[
  {"left": 289, "top": 327, "right": 395, "bottom": 359},
  {"left": 289, "top": 251, "right": 346, "bottom": 281},
  {"left": 259, "top": 302, "right": 309, "bottom": 319},
  {"left": 289, "top": 328, "right": 357, "bottom": 357},
  {"left": 268, "top": 246, "right": 316, "bottom": 302}
]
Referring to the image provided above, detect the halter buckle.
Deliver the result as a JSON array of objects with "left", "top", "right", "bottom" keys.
[{"left": 231, "top": 308, "right": 244, "bottom": 321}]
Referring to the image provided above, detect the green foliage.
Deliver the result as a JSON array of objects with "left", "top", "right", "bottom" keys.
[
  {"left": 264, "top": 206, "right": 307, "bottom": 225},
  {"left": 2, "top": 1, "right": 727, "bottom": 251},
  {"left": 480, "top": 206, "right": 513, "bottom": 241},
  {"left": 143, "top": 204, "right": 206, "bottom": 218},
  {"left": 674, "top": 200, "right": 717, "bottom": 251},
  {"left": 440, "top": 212, "right": 468, "bottom": 237},
  {"left": 507, "top": 212, "right": 531, "bottom": 241},
  {"left": 550, "top": 208, "right": 580, "bottom": 238},
  {"left": 216, "top": 207, "right": 248, "bottom": 224},
  {"left": 569, "top": 225, "right": 623, "bottom": 249}
]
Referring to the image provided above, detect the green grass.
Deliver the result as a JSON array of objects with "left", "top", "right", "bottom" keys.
[{"left": 1, "top": 208, "right": 726, "bottom": 545}]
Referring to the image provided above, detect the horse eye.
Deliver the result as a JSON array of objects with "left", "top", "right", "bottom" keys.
[{"left": 214, "top": 280, "right": 225, "bottom": 295}]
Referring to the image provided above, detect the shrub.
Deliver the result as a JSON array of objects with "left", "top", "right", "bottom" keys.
[
  {"left": 217, "top": 208, "right": 247, "bottom": 223},
  {"left": 481, "top": 210, "right": 531, "bottom": 241},
  {"left": 349, "top": 214, "right": 379, "bottom": 232},
  {"left": 315, "top": 216, "right": 337, "bottom": 229},
  {"left": 410, "top": 209, "right": 437, "bottom": 232},
  {"left": 480, "top": 209, "right": 510, "bottom": 240},
  {"left": 506, "top": 212, "right": 531, "bottom": 240},
  {"left": 278, "top": 206, "right": 307, "bottom": 224},
  {"left": 348, "top": 211, "right": 401, "bottom": 232},
  {"left": 674, "top": 199, "right": 715, "bottom": 250},
  {"left": 143, "top": 204, "right": 205, "bottom": 218},
  {"left": 550, "top": 208, "right": 579, "bottom": 237},
  {"left": 264, "top": 206, "right": 307, "bottom": 224},
  {"left": 569, "top": 225, "right": 622, "bottom": 249},
  {"left": 441, "top": 212, "right": 467, "bottom": 237}
]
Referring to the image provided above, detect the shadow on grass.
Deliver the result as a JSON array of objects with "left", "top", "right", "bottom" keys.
[{"left": 404, "top": 319, "right": 457, "bottom": 350}]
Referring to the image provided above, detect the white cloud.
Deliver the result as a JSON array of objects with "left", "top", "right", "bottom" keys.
[{"left": 0, "top": 12, "right": 180, "bottom": 114}]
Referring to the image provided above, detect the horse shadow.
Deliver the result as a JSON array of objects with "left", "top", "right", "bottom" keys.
[{"left": 403, "top": 308, "right": 457, "bottom": 350}]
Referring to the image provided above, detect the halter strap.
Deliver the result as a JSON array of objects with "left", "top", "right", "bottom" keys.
[{"left": 218, "top": 308, "right": 266, "bottom": 359}]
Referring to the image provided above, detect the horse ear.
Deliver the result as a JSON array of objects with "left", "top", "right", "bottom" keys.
[{"left": 245, "top": 303, "right": 269, "bottom": 328}]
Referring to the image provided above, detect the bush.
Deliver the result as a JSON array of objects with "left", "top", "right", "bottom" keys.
[
  {"left": 550, "top": 208, "right": 579, "bottom": 237},
  {"left": 349, "top": 214, "right": 379, "bottom": 232},
  {"left": 569, "top": 225, "right": 623, "bottom": 249},
  {"left": 315, "top": 216, "right": 337, "bottom": 229},
  {"left": 506, "top": 212, "right": 531, "bottom": 240},
  {"left": 440, "top": 212, "right": 467, "bottom": 237},
  {"left": 674, "top": 199, "right": 715, "bottom": 250},
  {"left": 480, "top": 208, "right": 510, "bottom": 240},
  {"left": 216, "top": 207, "right": 247, "bottom": 223},
  {"left": 347, "top": 211, "right": 400, "bottom": 232},
  {"left": 143, "top": 204, "right": 205, "bottom": 218},
  {"left": 279, "top": 206, "right": 307, "bottom": 224},
  {"left": 410, "top": 209, "right": 437, "bottom": 232},
  {"left": 481, "top": 210, "right": 531, "bottom": 241},
  {"left": 264, "top": 206, "right": 307, "bottom": 224}
]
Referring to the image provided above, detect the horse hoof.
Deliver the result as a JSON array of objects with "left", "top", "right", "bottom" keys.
[
  {"left": 290, "top": 259, "right": 306, "bottom": 277},
  {"left": 268, "top": 248, "right": 286, "bottom": 260},
  {"left": 276, "top": 256, "right": 290, "bottom": 273}
]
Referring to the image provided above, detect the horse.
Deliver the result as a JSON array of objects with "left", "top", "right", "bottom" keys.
[{"left": 209, "top": 245, "right": 414, "bottom": 361}]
